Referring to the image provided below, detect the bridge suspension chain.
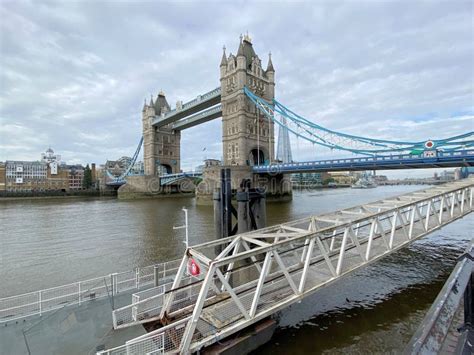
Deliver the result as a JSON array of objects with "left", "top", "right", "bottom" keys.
[
  {"left": 106, "top": 136, "right": 144, "bottom": 182},
  {"left": 244, "top": 87, "right": 474, "bottom": 156}
]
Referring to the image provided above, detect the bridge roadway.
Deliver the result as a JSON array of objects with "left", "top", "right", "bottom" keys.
[
  {"left": 101, "top": 178, "right": 474, "bottom": 354},
  {"left": 253, "top": 149, "right": 474, "bottom": 174}
]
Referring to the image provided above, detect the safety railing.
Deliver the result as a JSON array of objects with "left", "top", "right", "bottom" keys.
[
  {"left": 113, "top": 276, "right": 204, "bottom": 330},
  {"left": 100, "top": 317, "right": 189, "bottom": 355},
  {"left": 0, "top": 258, "right": 180, "bottom": 323}
]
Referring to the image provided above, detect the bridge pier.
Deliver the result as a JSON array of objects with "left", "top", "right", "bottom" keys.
[
  {"left": 196, "top": 165, "right": 292, "bottom": 205},
  {"left": 116, "top": 175, "right": 195, "bottom": 199}
]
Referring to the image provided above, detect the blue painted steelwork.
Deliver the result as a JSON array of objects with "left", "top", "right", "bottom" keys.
[
  {"left": 253, "top": 150, "right": 474, "bottom": 174},
  {"left": 244, "top": 87, "right": 474, "bottom": 156},
  {"left": 160, "top": 172, "right": 203, "bottom": 186},
  {"left": 106, "top": 136, "right": 144, "bottom": 186}
]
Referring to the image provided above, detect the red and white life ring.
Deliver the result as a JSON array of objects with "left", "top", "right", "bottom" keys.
[{"left": 188, "top": 258, "right": 200, "bottom": 276}]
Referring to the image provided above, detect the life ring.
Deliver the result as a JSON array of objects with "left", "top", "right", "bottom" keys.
[{"left": 188, "top": 259, "right": 200, "bottom": 276}]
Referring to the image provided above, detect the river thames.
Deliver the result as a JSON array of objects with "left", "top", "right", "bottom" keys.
[{"left": 1, "top": 185, "right": 473, "bottom": 353}]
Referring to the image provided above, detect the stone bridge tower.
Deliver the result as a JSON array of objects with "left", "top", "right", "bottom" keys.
[
  {"left": 220, "top": 34, "right": 275, "bottom": 167},
  {"left": 142, "top": 92, "right": 181, "bottom": 175},
  {"left": 197, "top": 35, "right": 291, "bottom": 203}
]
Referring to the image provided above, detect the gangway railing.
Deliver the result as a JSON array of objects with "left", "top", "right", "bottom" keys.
[
  {"left": 112, "top": 275, "right": 206, "bottom": 330},
  {"left": 0, "top": 258, "right": 181, "bottom": 323},
  {"left": 99, "top": 178, "right": 474, "bottom": 354}
]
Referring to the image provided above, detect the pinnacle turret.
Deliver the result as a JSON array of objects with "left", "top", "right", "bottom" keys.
[
  {"left": 220, "top": 45, "right": 227, "bottom": 67},
  {"left": 266, "top": 52, "right": 274, "bottom": 72},
  {"left": 237, "top": 42, "right": 245, "bottom": 57}
]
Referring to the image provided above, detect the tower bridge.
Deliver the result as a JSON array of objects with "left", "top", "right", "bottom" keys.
[
  {"left": 141, "top": 34, "right": 276, "bottom": 178},
  {"left": 113, "top": 34, "right": 473, "bottom": 199}
]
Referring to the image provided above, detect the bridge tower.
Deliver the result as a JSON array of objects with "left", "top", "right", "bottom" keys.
[
  {"left": 142, "top": 92, "right": 181, "bottom": 175},
  {"left": 220, "top": 34, "right": 275, "bottom": 167},
  {"left": 197, "top": 35, "right": 291, "bottom": 203}
]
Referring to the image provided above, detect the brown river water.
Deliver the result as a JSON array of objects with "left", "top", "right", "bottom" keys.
[{"left": 1, "top": 185, "right": 473, "bottom": 353}]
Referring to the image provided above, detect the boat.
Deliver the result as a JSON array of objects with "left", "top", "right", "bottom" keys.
[{"left": 351, "top": 174, "right": 378, "bottom": 189}]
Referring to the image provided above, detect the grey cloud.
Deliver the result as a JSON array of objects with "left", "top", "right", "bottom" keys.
[{"left": 0, "top": 0, "right": 472, "bottom": 179}]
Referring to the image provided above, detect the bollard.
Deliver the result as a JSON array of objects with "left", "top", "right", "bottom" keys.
[
  {"left": 213, "top": 189, "right": 222, "bottom": 242},
  {"left": 237, "top": 191, "right": 251, "bottom": 234},
  {"left": 252, "top": 188, "right": 266, "bottom": 230}
]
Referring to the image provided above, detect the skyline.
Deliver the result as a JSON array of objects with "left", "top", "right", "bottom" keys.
[{"left": 1, "top": 1, "right": 473, "bottom": 178}]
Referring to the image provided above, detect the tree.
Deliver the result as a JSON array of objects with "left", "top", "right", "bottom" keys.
[{"left": 83, "top": 164, "right": 93, "bottom": 189}]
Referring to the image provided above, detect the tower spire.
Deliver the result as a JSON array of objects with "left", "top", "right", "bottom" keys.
[
  {"left": 266, "top": 52, "right": 274, "bottom": 72},
  {"left": 149, "top": 94, "right": 154, "bottom": 106},
  {"left": 237, "top": 36, "right": 244, "bottom": 57},
  {"left": 220, "top": 45, "right": 227, "bottom": 67}
]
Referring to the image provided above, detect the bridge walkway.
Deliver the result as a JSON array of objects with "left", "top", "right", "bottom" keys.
[
  {"left": 100, "top": 178, "right": 474, "bottom": 354},
  {"left": 152, "top": 87, "right": 221, "bottom": 128}
]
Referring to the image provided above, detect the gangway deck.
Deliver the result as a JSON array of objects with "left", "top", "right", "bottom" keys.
[{"left": 101, "top": 178, "right": 474, "bottom": 354}]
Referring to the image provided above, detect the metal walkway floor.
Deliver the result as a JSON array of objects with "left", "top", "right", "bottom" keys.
[
  {"left": 101, "top": 178, "right": 474, "bottom": 354},
  {"left": 0, "top": 291, "right": 147, "bottom": 355}
]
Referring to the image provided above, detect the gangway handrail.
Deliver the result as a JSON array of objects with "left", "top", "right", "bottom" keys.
[{"left": 0, "top": 258, "right": 181, "bottom": 323}]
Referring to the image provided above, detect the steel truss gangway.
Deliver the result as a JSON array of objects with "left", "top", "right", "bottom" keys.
[{"left": 100, "top": 178, "right": 474, "bottom": 355}]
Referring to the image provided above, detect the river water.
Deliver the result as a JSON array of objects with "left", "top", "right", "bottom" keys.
[{"left": 1, "top": 185, "right": 472, "bottom": 353}]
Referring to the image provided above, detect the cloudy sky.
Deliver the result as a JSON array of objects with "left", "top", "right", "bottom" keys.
[{"left": 0, "top": 0, "right": 472, "bottom": 177}]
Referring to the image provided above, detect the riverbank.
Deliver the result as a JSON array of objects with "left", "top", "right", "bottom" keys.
[
  {"left": 0, "top": 191, "right": 110, "bottom": 202},
  {"left": 292, "top": 183, "right": 350, "bottom": 189}
]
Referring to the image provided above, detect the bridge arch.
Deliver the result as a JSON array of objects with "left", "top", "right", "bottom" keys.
[
  {"left": 156, "top": 164, "right": 172, "bottom": 176},
  {"left": 248, "top": 147, "right": 266, "bottom": 166}
]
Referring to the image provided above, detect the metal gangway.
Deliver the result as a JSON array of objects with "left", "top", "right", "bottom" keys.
[{"left": 101, "top": 178, "right": 474, "bottom": 354}]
